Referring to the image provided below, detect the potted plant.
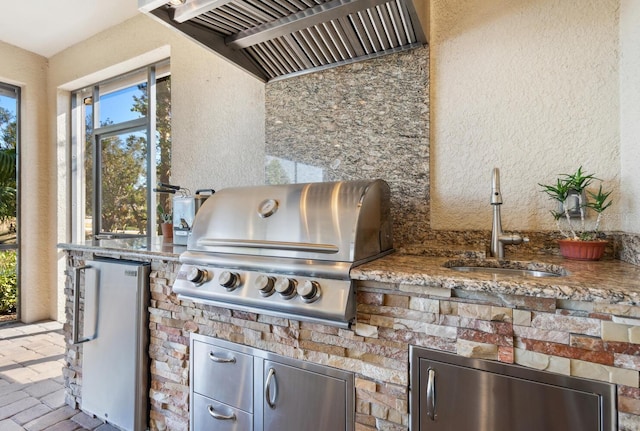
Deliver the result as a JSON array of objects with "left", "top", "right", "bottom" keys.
[
  {"left": 157, "top": 204, "right": 173, "bottom": 241},
  {"left": 539, "top": 167, "right": 613, "bottom": 260}
]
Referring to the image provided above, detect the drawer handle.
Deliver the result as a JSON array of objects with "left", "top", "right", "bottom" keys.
[
  {"left": 426, "top": 368, "right": 436, "bottom": 421},
  {"left": 207, "top": 405, "right": 236, "bottom": 421},
  {"left": 209, "top": 351, "right": 236, "bottom": 364}
]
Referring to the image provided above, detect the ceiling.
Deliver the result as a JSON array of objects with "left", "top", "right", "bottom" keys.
[{"left": 0, "top": 0, "right": 141, "bottom": 58}]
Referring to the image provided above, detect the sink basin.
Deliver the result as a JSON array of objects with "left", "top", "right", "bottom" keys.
[
  {"left": 444, "top": 259, "right": 567, "bottom": 278},
  {"left": 448, "top": 266, "right": 562, "bottom": 278}
]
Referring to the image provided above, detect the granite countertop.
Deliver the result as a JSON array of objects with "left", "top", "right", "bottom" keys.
[
  {"left": 58, "top": 237, "right": 185, "bottom": 261},
  {"left": 351, "top": 249, "right": 640, "bottom": 306},
  {"left": 59, "top": 238, "right": 640, "bottom": 306}
]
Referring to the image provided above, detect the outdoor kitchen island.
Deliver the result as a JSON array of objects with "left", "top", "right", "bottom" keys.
[{"left": 59, "top": 238, "right": 640, "bottom": 431}]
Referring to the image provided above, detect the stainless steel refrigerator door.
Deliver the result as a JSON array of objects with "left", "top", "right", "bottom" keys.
[{"left": 81, "top": 259, "right": 149, "bottom": 431}]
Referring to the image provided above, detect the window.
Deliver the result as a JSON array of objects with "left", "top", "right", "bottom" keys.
[
  {"left": 0, "top": 82, "right": 19, "bottom": 322},
  {"left": 71, "top": 61, "right": 171, "bottom": 241}
]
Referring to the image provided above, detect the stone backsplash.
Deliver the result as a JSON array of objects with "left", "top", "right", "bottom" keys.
[{"left": 265, "top": 46, "right": 429, "bottom": 247}]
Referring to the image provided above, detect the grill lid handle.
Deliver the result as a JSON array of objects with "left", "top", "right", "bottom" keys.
[{"left": 197, "top": 238, "right": 339, "bottom": 254}]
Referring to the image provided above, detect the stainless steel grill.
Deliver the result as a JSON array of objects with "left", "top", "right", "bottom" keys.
[
  {"left": 172, "top": 180, "right": 393, "bottom": 328},
  {"left": 139, "top": 0, "right": 428, "bottom": 81}
]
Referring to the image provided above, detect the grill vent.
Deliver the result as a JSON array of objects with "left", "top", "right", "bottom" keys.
[{"left": 142, "top": 0, "right": 428, "bottom": 81}]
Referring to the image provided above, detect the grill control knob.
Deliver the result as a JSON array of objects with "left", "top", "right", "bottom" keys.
[
  {"left": 298, "top": 280, "right": 320, "bottom": 302},
  {"left": 254, "top": 275, "right": 275, "bottom": 296},
  {"left": 219, "top": 271, "right": 240, "bottom": 290},
  {"left": 274, "top": 277, "right": 296, "bottom": 299},
  {"left": 187, "top": 267, "right": 208, "bottom": 285}
]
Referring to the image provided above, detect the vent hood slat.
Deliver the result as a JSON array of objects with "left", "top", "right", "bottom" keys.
[
  {"left": 226, "top": 0, "right": 392, "bottom": 50},
  {"left": 376, "top": 4, "right": 399, "bottom": 48},
  {"left": 173, "top": 0, "right": 234, "bottom": 23},
  {"left": 139, "top": 0, "right": 428, "bottom": 82},
  {"left": 336, "top": 16, "right": 365, "bottom": 57},
  {"left": 387, "top": 1, "right": 407, "bottom": 46},
  {"left": 282, "top": 34, "right": 315, "bottom": 68}
]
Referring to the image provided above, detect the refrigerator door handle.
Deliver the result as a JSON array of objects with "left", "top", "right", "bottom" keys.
[{"left": 73, "top": 265, "right": 98, "bottom": 344}]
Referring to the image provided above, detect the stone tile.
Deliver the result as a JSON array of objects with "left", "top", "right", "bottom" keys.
[
  {"left": 45, "top": 419, "right": 83, "bottom": 431},
  {"left": 0, "top": 419, "right": 24, "bottom": 431},
  {"left": 29, "top": 361, "right": 65, "bottom": 380},
  {"left": 71, "top": 412, "right": 105, "bottom": 429},
  {"left": 0, "top": 383, "right": 26, "bottom": 398},
  {"left": 456, "top": 338, "right": 498, "bottom": 360},
  {"left": 41, "top": 388, "right": 68, "bottom": 409},
  {"left": 457, "top": 303, "right": 492, "bottom": 320},
  {"left": 602, "top": 321, "right": 631, "bottom": 342},
  {"left": 23, "top": 405, "right": 78, "bottom": 431},
  {"left": 513, "top": 309, "right": 532, "bottom": 326},
  {"left": 11, "top": 403, "right": 53, "bottom": 426},
  {"left": 23, "top": 379, "right": 63, "bottom": 398},
  {"left": 0, "top": 396, "right": 40, "bottom": 420},
  {"left": 531, "top": 312, "right": 601, "bottom": 337},
  {"left": 1, "top": 366, "right": 40, "bottom": 384},
  {"left": 620, "top": 411, "right": 640, "bottom": 431},
  {"left": 95, "top": 423, "right": 121, "bottom": 431},
  {"left": 0, "top": 390, "right": 28, "bottom": 408},
  {"left": 571, "top": 359, "right": 639, "bottom": 386},
  {"left": 514, "top": 348, "right": 570, "bottom": 375}
]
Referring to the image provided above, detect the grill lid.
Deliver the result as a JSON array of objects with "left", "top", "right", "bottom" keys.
[
  {"left": 187, "top": 179, "right": 393, "bottom": 263},
  {"left": 139, "top": 0, "right": 429, "bottom": 82}
]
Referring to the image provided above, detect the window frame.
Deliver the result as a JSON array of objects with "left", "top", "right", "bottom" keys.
[{"left": 70, "top": 60, "right": 169, "bottom": 241}]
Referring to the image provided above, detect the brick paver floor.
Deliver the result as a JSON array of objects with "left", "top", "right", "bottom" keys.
[{"left": 0, "top": 321, "right": 119, "bottom": 431}]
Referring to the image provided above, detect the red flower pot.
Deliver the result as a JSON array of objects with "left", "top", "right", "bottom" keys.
[
  {"left": 160, "top": 222, "right": 173, "bottom": 241},
  {"left": 558, "top": 239, "right": 607, "bottom": 261}
]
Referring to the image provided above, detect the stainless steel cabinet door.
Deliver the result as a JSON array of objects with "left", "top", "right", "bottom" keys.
[
  {"left": 417, "top": 358, "right": 602, "bottom": 431},
  {"left": 262, "top": 361, "right": 348, "bottom": 431}
]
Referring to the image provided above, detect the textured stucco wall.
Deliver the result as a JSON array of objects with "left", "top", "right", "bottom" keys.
[
  {"left": 0, "top": 42, "right": 52, "bottom": 323},
  {"left": 620, "top": 0, "right": 640, "bottom": 234},
  {"left": 430, "top": 0, "right": 622, "bottom": 233},
  {"left": 265, "top": 47, "right": 429, "bottom": 247}
]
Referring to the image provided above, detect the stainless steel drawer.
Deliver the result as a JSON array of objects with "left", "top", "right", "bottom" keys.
[
  {"left": 192, "top": 340, "right": 253, "bottom": 412},
  {"left": 193, "top": 393, "right": 253, "bottom": 431}
]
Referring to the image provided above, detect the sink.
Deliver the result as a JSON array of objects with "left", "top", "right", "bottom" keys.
[{"left": 444, "top": 259, "right": 567, "bottom": 278}]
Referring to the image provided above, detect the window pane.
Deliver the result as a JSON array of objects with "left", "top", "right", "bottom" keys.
[
  {"left": 0, "top": 91, "right": 17, "bottom": 243},
  {"left": 98, "top": 69, "right": 147, "bottom": 126},
  {"left": 155, "top": 76, "right": 172, "bottom": 219},
  {"left": 84, "top": 95, "right": 94, "bottom": 240},
  {"left": 99, "top": 130, "right": 147, "bottom": 235}
]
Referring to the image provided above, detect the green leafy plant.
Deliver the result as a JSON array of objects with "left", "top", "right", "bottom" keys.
[
  {"left": 157, "top": 203, "right": 172, "bottom": 224},
  {"left": 539, "top": 167, "right": 613, "bottom": 241},
  {"left": 0, "top": 250, "right": 17, "bottom": 314}
]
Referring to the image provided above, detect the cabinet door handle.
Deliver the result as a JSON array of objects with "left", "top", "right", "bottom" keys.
[
  {"left": 207, "top": 404, "right": 236, "bottom": 421},
  {"left": 208, "top": 351, "right": 236, "bottom": 363},
  {"left": 265, "top": 367, "right": 277, "bottom": 409},
  {"left": 426, "top": 368, "right": 436, "bottom": 421}
]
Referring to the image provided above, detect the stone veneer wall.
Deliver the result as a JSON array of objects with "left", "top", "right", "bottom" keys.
[
  {"left": 265, "top": 46, "right": 429, "bottom": 247},
  {"left": 64, "top": 250, "right": 640, "bottom": 430}
]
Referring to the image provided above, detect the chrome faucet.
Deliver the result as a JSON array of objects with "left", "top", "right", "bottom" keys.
[{"left": 490, "top": 168, "right": 528, "bottom": 258}]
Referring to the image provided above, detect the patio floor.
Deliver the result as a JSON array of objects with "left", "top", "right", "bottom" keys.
[{"left": 0, "top": 321, "right": 118, "bottom": 430}]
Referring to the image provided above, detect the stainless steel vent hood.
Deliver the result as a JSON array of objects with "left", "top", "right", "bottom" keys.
[{"left": 139, "top": 0, "right": 429, "bottom": 82}]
